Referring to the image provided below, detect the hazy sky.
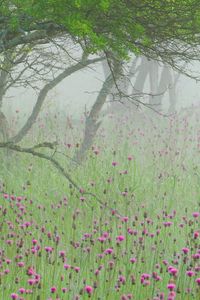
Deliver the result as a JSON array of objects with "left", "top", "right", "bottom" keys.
[{"left": 3, "top": 59, "right": 200, "bottom": 120}]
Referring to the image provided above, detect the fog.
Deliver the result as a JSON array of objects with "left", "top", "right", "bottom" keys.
[{"left": 3, "top": 57, "right": 200, "bottom": 124}]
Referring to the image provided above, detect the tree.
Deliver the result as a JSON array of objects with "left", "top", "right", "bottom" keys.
[
  {"left": 1, "top": 1, "right": 200, "bottom": 68},
  {"left": 2, "top": 0, "right": 200, "bottom": 165}
]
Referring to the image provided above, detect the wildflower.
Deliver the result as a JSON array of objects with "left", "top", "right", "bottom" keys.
[
  {"left": 192, "top": 212, "right": 199, "bottom": 218},
  {"left": 44, "top": 246, "right": 53, "bottom": 253},
  {"left": 59, "top": 250, "right": 65, "bottom": 257},
  {"left": 74, "top": 266, "right": 80, "bottom": 273},
  {"left": 168, "top": 266, "right": 178, "bottom": 276},
  {"left": 10, "top": 294, "right": 18, "bottom": 299},
  {"left": 18, "top": 288, "right": 26, "bottom": 294},
  {"left": 17, "top": 262, "right": 25, "bottom": 268},
  {"left": 182, "top": 247, "right": 189, "bottom": 254},
  {"left": 116, "top": 235, "right": 125, "bottom": 242},
  {"left": 98, "top": 236, "right": 106, "bottom": 243},
  {"left": 127, "top": 155, "right": 133, "bottom": 161},
  {"left": 118, "top": 275, "right": 126, "bottom": 284},
  {"left": 104, "top": 248, "right": 113, "bottom": 254},
  {"left": 84, "top": 285, "right": 93, "bottom": 295},
  {"left": 27, "top": 279, "right": 36, "bottom": 286},
  {"left": 167, "top": 283, "right": 176, "bottom": 291},
  {"left": 186, "top": 270, "right": 195, "bottom": 277},
  {"left": 130, "top": 257, "right": 137, "bottom": 263},
  {"left": 50, "top": 287, "right": 57, "bottom": 293},
  {"left": 64, "top": 264, "right": 71, "bottom": 270},
  {"left": 195, "top": 278, "right": 200, "bottom": 286},
  {"left": 194, "top": 231, "right": 199, "bottom": 239}
]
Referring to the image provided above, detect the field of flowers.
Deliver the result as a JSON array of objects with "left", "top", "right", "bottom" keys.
[{"left": 0, "top": 111, "right": 200, "bottom": 299}]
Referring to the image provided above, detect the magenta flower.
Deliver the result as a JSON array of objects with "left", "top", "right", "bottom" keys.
[
  {"left": 50, "top": 286, "right": 57, "bottom": 293},
  {"left": 128, "top": 155, "right": 133, "bottom": 161},
  {"left": 18, "top": 288, "right": 26, "bottom": 294},
  {"left": 44, "top": 246, "right": 53, "bottom": 253},
  {"left": 74, "top": 266, "right": 80, "bottom": 273},
  {"left": 182, "top": 247, "right": 189, "bottom": 254},
  {"left": 64, "top": 264, "right": 71, "bottom": 270},
  {"left": 62, "top": 287, "right": 68, "bottom": 293},
  {"left": 192, "top": 212, "right": 199, "bottom": 218},
  {"left": 116, "top": 235, "right": 125, "bottom": 242},
  {"left": 84, "top": 285, "right": 93, "bottom": 295},
  {"left": 130, "top": 257, "right": 137, "bottom": 263},
  {"left": 10, "top": 294, "right": 19, "bottom": 299},
  {"left": 195, "top": 278, "right": 200, "bottom": 286},
  {"left": 168, "top": 266, "right": 178, "bottom": 276},
  {"left": 32, "top": 239, "right": 38, "bottom": 245},
  {"left": 17, "top": 262, "right": 25, "bottom": 268},
  {"left": 186, "top": 270, "right": 195, "bottom": 277},
  {"left": 104, "top": 248, "right": 113, "bottom": 254},
  {"left": 167, "top": 283, "right": 176, "bottom": 291},
  {"left": 98, "top": 236, "right": 106, "bottom": 243},
  {"left": 59, "top": 250, "right": 65, "bottom": 257},
  {"left": 27, "top": 279, "right": 36, "bottom": 286},
  {"left": 194, "top": 231, "right": 199, "bottom": 239}
]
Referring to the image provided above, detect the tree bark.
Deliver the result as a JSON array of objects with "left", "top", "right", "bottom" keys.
[
  {"left": 10, "top": 56, "right": 104, "bottom": 143},
  {"left": 74, "top": 60, "right": 122, "bottom": 163},
  {"left": 149, "top": 59, "right": 161, "bottom": 111}
]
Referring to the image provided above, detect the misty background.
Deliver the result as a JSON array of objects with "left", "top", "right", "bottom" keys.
[{"left": 2, "top": 57, "right": 200, "bottom": 124}]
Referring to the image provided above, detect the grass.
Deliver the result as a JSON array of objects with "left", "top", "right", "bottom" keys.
[{"left": 0, "top": 111, "right": 199, "bottom": 300}]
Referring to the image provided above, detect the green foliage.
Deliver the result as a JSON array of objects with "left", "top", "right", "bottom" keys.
[{"left": 1, "top": 0, "right": 200, "bottom": 59}]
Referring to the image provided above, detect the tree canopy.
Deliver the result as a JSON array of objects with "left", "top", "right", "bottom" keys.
[{"left": 1, "top": 0, "right": 200, "bottom": 64}]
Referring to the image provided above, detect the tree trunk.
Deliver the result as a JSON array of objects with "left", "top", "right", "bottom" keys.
[
  {"left": 149, "top": 59, "right": 161, "bottom": 111},
  {"left": 74, "top": 60, "right": 122, "bottom": 163},
  {"left": 10, "top": 56, "right": 104, "bottom": 143}
]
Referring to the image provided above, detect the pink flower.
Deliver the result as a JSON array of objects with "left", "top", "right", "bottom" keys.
[
  {"left": 98, "top": 236, "right": 106, "bottom": 243},
  {"left": 121, "top": 216, "right": 129, "bottom": 222},
  {"left": 195, "top": 278, "right": 200, "bottom": 286},
  {"left": 62, "top": 287, "right": 68, "bottom": 293},
  {"left": 74, "top": 266, "right": 80, "bottom": 273},
  {"left": 84, "top": 285, "right": 93, "bottom": 295},
  {"left": 194, "top": 231, "right": 199, "bottom": 239},
  {"left": 128, "top": 155, "right": 133, "bottom": 161},
  {"left": 64, "top": 264, "right": 71, "bottom": 270},
  {"left": 59, "top": 250, "right": 65, "bottom": 257},
  {"left": 167, "top": 283, "right": 176, "bottom": 291},
  {"left": 141, "top": 273, "right": 151, "bottom": 280},
  {"left": 44, "top": 246, "right": 53, "bottom": 253},
  {"left": 186, "top": 270, "right": 195, "bottom": 277},
  {"left": 17, "top": 262, "right": 25, "bottom": 268},
  {"left": 168, "top": 291, "right": 176, "bottom": 300},
  {"left": 116, "top": 235, "right": 125, "bottom": 242},
  {"left": 18, "top": 288, "right": 26, "bottom": 294},
  {"left": 130, "top": 257, "right": 137, "bottom": 263},
  {"left": 192, "top": 212, "right": 199, "bottom": 218},
  {"left": 50, "top": 286, "right": 57, "bottom": 293},
  {"left": 27, "top": 279, "right": 36, "bottom": 286},
  {"left": 168, "top": 266, "right": 178, "bottom": 276},
  {"left": 182, "top": 247, "right": 189, "bottom": 254},
  {"left": 104, "top": 248, "right": 113, "bottom": 254},
  {"left": 27, "top": 267, "right": 35, "bottom": 276},
  {"left": 10, "top": 294, "right": 19, "bottom": 299},
  {"left": 118, "top": 275, "right": 126, "bottom": 284}
]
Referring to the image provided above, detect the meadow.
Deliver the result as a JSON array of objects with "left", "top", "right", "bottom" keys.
[{"left": 0, "top": 110, "right": 199, "bottom": 300}]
